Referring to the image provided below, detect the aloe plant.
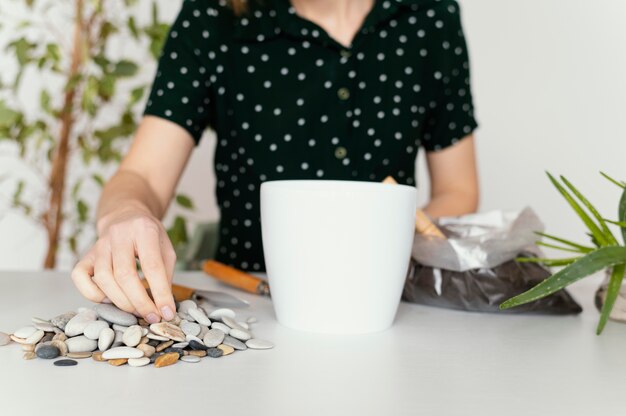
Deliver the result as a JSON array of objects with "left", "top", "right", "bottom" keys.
[{"left": 500, "top": 172, "right": 626, "bottom": 334}]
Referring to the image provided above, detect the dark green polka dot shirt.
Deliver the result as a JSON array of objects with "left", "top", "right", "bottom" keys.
[{"left": 144, "top": 0, "right": 478, "bottom": 272}]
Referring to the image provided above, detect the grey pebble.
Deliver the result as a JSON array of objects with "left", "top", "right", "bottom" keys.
[
  {"left": 50, "top": 312, "right": 76, "bottom": 330},
  {"left": 171, "top": 342, "right": 189, "bottom": 349},
  {"left": 188, "top": 308, "right": 212, "bottom": 326},
  {"left": 229, "top": 328, "right": 252, "bottom": 341},
  {"left": 180, "top": 321, "right": 201, "bottom": 337},
  {"left": 122, "top": 325, "right": 143, "bottom": 347},
  {"left": 222, "top": 316, "right": 245, "bottom": 331},
  {"left": 223, "top": 335, "right": 247, "bottom": 351},
  {"left": 36, "top": 344, "right": 60, "bottom": 359},
  {"left": 246, "top": 316, "right": 258, "bottom": 324},
  {"left": 31, "top": 317, "right": 50, "bottom": 325},
  {"left": 181, "top": 355, "right": 201, "bottom": 363},
  {"left": 94, "top": 304, "right": 137, "bottom": 326},
  {"left": 54, "top": 359, "right": 78, "bottom": 367},
  {"left": 112, "top": 324, "right": 128, "bottom": 332},
  {"left": 206, "top": 348, "right": 223, "bottom": 358},
  {"left": 34, "top": 322, "right": 58, "bottom": 333},
  {"left": 208, "top": 308, "right": 236, "bottom": 320},
  {"left": 198, "top": 325, "right": 210, "bottom": 339},
  {"left": 211, "top": 322, "right": 231, "bottom": 334},
  {"left": 203, "top": 329, "right": 225, "bottom": 348}
]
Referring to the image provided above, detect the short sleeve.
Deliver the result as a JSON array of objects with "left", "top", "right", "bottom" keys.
[
  {"left": 421, "top": 1, "right": 478, "bottom": 152},
  {"left": 143, "top": 0, "right": 216, "bottom": 145}
]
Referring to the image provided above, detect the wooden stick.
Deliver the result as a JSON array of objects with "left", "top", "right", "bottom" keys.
[
  {"left": 203, "top": 260, "right": 269, "bottom": 295},
  {"left": 382, "top": 176, "right": 446, "bottom": 239}
]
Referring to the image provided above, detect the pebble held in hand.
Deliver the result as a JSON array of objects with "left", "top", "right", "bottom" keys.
[{"left": 1, "top": 301, "right": 273, "bottom": 368}]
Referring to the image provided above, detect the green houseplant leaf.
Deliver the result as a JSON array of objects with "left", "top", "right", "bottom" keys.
[
  {"left": 560, "top": 175, "right": 618, "bottom": 246},
  {"left": 597, "top": 264, "right": 626, "bottom": 334},
  {"left": 547, "top": 173, "right": 611, "bottom": 247},
  {"left": 501, "top": 246, "right": 626, "bottom": 310},
  {"left": 619, "top": 185, "right": 626, "bottom": 245}
]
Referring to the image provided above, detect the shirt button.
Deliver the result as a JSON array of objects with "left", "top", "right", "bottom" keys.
[
  {"left": 337, "top": 88, "right": 350, "bottom": 100},
  {"left": 340, "top": 50, "right": 352, "bottom": 58},
  {"left": 334, "top": 146, "right": 347, "bottom": 159}
]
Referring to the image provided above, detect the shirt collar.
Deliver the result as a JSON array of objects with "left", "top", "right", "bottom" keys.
[{"left": 232, "top": 0, "right": 435, "bottom": 43}]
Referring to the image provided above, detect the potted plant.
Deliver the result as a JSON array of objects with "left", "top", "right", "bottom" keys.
[{"left": 500, "top": 172, "right": 626, "bottom": 334}]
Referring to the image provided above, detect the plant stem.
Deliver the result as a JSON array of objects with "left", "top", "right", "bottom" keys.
[{"left": 42, "top": 0, "right": 84, "bottom": 268}]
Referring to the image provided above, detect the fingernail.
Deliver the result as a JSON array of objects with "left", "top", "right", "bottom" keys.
[
  {"left": 161, "top": 306, "right": 174, "bottom": 321},
  {"left": 146, "top": 313, "right": 160, "bottom": 324}
]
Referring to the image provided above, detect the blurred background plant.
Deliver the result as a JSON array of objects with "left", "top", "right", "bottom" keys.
[{"left": 0, "top": 0, "right": 195, "bottom": 268}]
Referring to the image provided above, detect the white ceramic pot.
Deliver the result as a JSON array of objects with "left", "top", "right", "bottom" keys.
[{"left": 260, "top": 180, "right": 417, "bottom": 334}]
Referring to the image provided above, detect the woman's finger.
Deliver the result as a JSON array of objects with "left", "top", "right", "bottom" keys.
[
  {"left": 136, "top": 226, "right": 176, "bottom": 321},
  {"left": 71, "top": 249, "right": 107, "bottom": 303},
  {"left": 93, "top": 240, "right": 135, "bottom": 313},
  {"left": 110, "top": 234, "right": 161, "bottom": 324}
]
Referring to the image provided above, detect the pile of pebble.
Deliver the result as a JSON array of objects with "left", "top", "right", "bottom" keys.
[{"left": 0, "top": 299, "right": 273, "bottom": 367}]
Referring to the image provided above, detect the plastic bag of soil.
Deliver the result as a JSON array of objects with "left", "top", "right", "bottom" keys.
[{"left": 401, "top": 207, "right": 582, "bottom": 314}]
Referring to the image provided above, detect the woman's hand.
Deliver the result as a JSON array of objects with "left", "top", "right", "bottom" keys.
[{"left": 71, "top": 206, "right": 177, "bottom": 324}]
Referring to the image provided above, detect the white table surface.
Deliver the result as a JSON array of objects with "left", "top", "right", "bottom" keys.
[{"left": 0, "top": 270, "right": 623, "bottom": 415}]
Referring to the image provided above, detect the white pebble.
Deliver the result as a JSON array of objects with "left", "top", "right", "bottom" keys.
[
  {"left": 13, "top": 326, "right": 38, "bottom": 339},
  {"left": 83, "top": 320, "right": 109, "bottom": 340},
  {"left": 128, "top": 357, "right": 151, "bottom": 367},
  {"left": 208, "top": 308, "right": 236, "bottom": 320},
  {"left": 98, "top": 328, "right": 115, "bottom": 351},
  {"left": 246, "top": 339, "right": 274, "bottom": 350}
]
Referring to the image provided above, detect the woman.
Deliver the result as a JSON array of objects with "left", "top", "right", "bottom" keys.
[{"left": 71, "top": 0, "right": 479, "bottom": 324}]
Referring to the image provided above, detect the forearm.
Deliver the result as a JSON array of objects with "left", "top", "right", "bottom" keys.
[
  {"left": 96, "top": 170, "right": 166, "bottom": 235},
  {"left": 422, "top": 189, "right": 478, "bottom": 219}
]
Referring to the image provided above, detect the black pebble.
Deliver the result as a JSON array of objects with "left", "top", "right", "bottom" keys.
[
  {"left": 188, "top": 340, "right": 208, "bottom": 351},
  {"left": 163, "top": 347, "right": 184, "bottom": 355},
  {"left": 206, "top": 348, "right": 223, "bottom": 358},
  {"left": 147, "top": 339, "right": 160, "bottom": 347},
  {"left": 53, "top": 359, "right": 78, "bottom": 367},
  {"left": 36, "top": 345, "right": 60, "bottom": 360},
  {"left": 149, "top": 353, "right": 163, "bottom": 364}
]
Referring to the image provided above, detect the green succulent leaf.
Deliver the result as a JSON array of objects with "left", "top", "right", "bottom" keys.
[
  {"left": 536, "top": 241, "right": 591, "bottom": 254},
  {"left": 560, "top": 175, "right": 617, "bottom": 245},
  {"left": 547, "top": 173, "right": 610, "bottom": 247},
  {"left": 516, "top": 256, "right": 581, "bottom": 267},
  {"left": 600, "top": 172, "right": 626, "bottom": 189},
  {"left": 597, "top": 264, "right": 626, "bottom": 334},
  {"left": 502, "top": 247, "right": 626, "bottom": 310},
  {"left": 534, "top": 231, "right": 594, "bottom": 252},
  {"left": 619, "top": 184, "right": 626, "bottom": 245}
]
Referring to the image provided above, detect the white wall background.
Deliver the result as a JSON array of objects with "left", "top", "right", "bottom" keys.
[{"left": 1, "top": 0, "right": 625, "bottom": 270}]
